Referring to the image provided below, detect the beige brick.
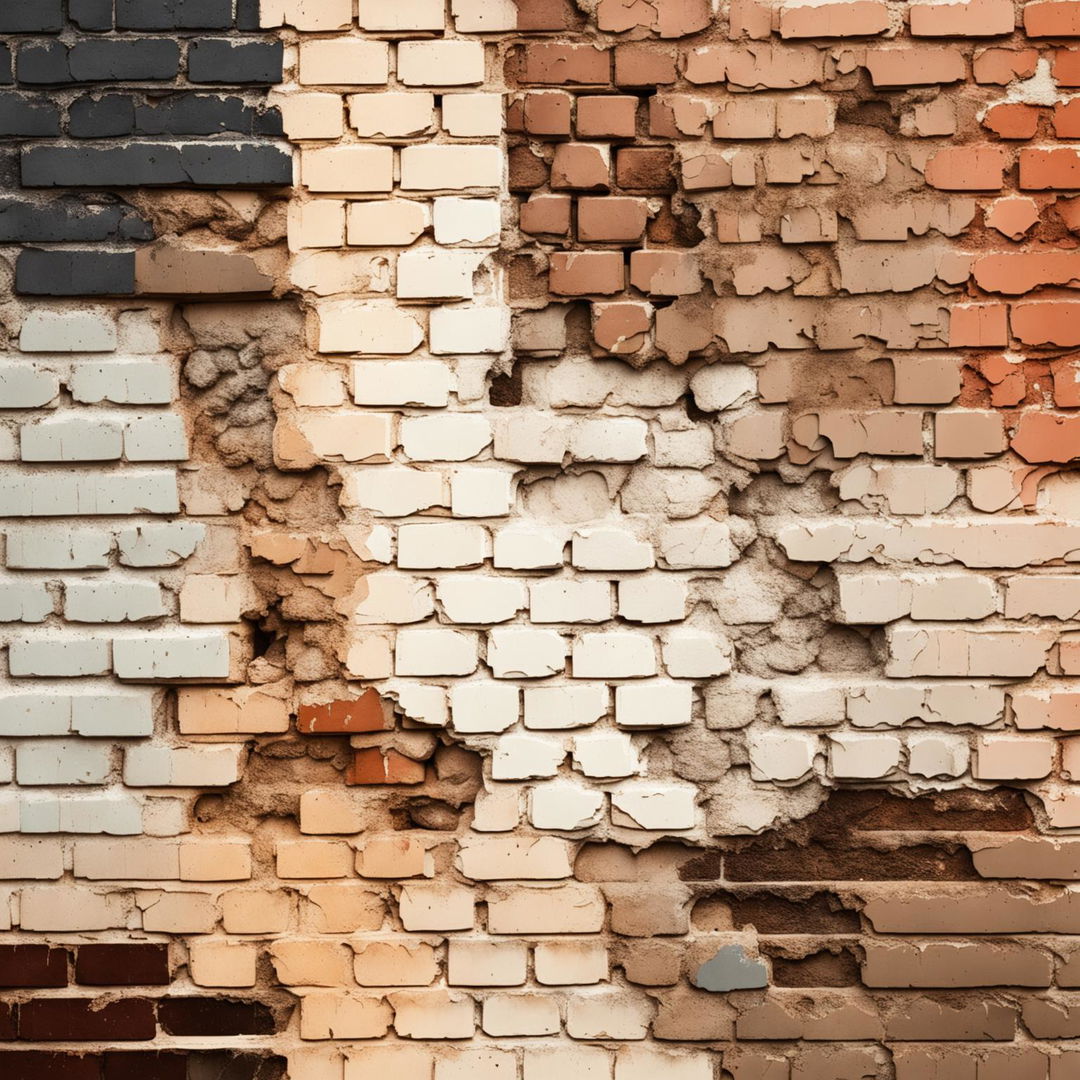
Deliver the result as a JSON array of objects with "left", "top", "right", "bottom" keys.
[
  {"left": 270, "top": 940, "right": 354, "bottom": 986},
  {"left": 299, "top": 40, "right": 390, "bottom": 86},
  {"left": 303, "top": 147, "right": 394, "bottom": 193},
  {"left": 188, "top": 940, "right": 258, "bottom": 988}
]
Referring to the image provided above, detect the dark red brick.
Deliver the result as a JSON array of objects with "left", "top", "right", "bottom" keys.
[
  {"left": 0, "top": 1052, "right": 103, "bottom": 1080},
  {"left": 157, "top": 998, "right": 277, "bottom": 1037},
  {"left": 75, "top": 944, "right": 169, "bottom": 986},
  {"left": 0, "top": 945, "right": 68, "bottom": 988},
  {"left": 18, "top": 999, "right": 156, "bottom": 1042},
  {"left": 0, "top": 1002, "right": 17, "bottom": 1040},
  {"left": 104, "top": 1052, "right": 186, "bottom": 1080}
]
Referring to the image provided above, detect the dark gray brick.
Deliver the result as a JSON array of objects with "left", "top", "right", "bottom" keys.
[
  {"left": 22, "top": 143, "right": 293, "bottom": 187},
  {"left": 0, "top": 0, "right": 63, "bottom": 33},
  {"left": 236, "top": 0, "right": 261, "bottom": 30},
  {"left": 116, "top": 0, "right": 233, "bottom": 29},
  {"left": 69, "top": 40, "right": 181, "bottom": 82},
  {"left": 69, "top": 0, "right": 114, "bottom": 31},
  {"left": 16, "top": 250, "right": 136, "bottom": 296},
  {"left": 0, "top": 95, "right": 61, "bottom": 137},
  {"left": 17, "top": 44, "right": 73, "bottom": 86},
  {"left": 0, "top": 46, "right": 12, "bottom": 86},
  {"left": 188, "top": 40, "right": 284, "bottom": 85},
  {"left": 69, "top": 95, "right": 137, "bottom": 139},
  {"left": 0, "top": 197, "right": 152, "bottom": 243},
  {"left": 134, "top": 95, "right": 278, "bottom": 136}
]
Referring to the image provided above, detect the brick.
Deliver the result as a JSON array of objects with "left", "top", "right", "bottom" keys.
[
  {"left": 158, "top": 997, "right": 277, "bottom": 1036},
  {"left": 19, "top": 999, "right": 156, "bottom": 1041},
  {"left": 16, "top": 250, "right": 135, "bottom": 297},
  {"left": 116, "top": 0, "right": 233, "bottom": 28},
  {"left": 188, "top": 40, "right": 284, "bottom": 84},
  {"left": 0, "top": 945, "right": 68, "bottom": 988},
  {"left": 75, "top": 944, "right": 169, "bottom": 986}
]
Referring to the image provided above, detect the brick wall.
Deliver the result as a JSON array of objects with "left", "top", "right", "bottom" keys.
[{"left": 3, "top": 0, "right": 1080, "bottom": 1078}]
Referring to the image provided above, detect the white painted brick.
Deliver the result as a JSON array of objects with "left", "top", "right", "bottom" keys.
[
  {"left": 59, "top": 795, "right": 143, "bottom": 835},
  {"left": 573, "top": 633, "right": 657, "bottom": 678},
  {"left": 317, "top": 300, "right": 425, "bottom": 355},
  {"left": 0, "top": 694, "right": 71, "bottom": 736},
  {"left": 747, "top": 731, "right": 818, "bottom": 782},
  {"left": 65, "top": 581, "right": 166, "bottom": 623},
  {"left": 433, "top": 198, "right": 500, "bottom": 245},
  {"left": 124, "top": 415, "right": 189, "bottom": 461},
  {"left": 352, "top": 361, "right": 451, "bottom": 408},
  {"left": 658, "top": 523, "right": 733, "bottom": 569},
  {"left": 450, "top": 470, "right": 513, "bottom": 518},
  {"left": 117, "top": 522, "right": 205, "bottom": 567},
  {"left": 450, "top": 682, "right": 520, "bottom": 733},
  {"left": 352, "top": 572, "right": 434, "bottom": 625},
  {"left": 19, "top": 886, "right": 126, "bottom": 930},
  {"left": 618, "top": 577, "right": 687, "bottom": 623},
  {"left": 0, "top": 582, "right": 53, "bottom": 622},
  {"left": 4, "top": 526, "right": 111, "bottom": 569},
  {"left": 395, "top": 628, "right": 479, "bottom": 676},
  {"left": 398, "top": 523, "right": 489, "bottom": 569},
  {"left": 9, "top": 638, "right": 112, "bottom": 677},
  {"left": 16, "top": 741, "right": 112, "bottom": 785},
  {"left": 572, "top": 731, "right": 641, "bottom": 779},
  {"left": 20, "top": 418, "right": 123, "bottom": 462},
  {"left": 73, "top": 694, "right": 154, "bottom": 737},
  {"left": 615, "top": 682, "right": 694, "bottom": 728},
  {"left": 571, "top": 530, "right": 654, "bottom": 571},
  {"left": 20, "top": 310, "right": 117, "bottom": 352},
  {"left": 524, "top": 684, "right": 609, "bottom": 730},
  {"left": 493, "top": 527, "right": 566, "bottom": 570},
  {"left": 124, "top": 745, "right": 244, "bottom": 787},
  {"left": 343, "top": 467, "right": 446, "bottom": 517},
  {"left": 437, "top": 577, "right": 525, "bottom": 623},
  {"left": 0, "top": 748, "right": 12, "bottom": 784},
  {"left": 429, "top": 306, "right": 508, "bottom": 354},
  {"left": 69, "top": 361, "right": 175, "bottom": 405},
  {"left": 0, "top": 365, "right": 60, "bottom": 407},
  {"left": 113, "top": 632, "right": 231, "bottom": 680},
  {"left": 492, "top": 734, "right": 566, "bottom": 780},
  {"left": 0, "top": 795, "right": 18, "bottom": 832},
  {"left": 530, "top": 782, "right": 605, "bottom": 830},
  {"left": 400, "top": 415, "right": 492, "bottom": 462},
  {"left": 829, "top": 732, "right": 902, "bottom": 779},
  {"left": 570, "top": 419, "right": 648, "bottom": 463},
  {"left": 530, "top": 581, "right": 612, "bottom": 624},
  {"left": 494, "top": 415, "right": 571, "bottom": 463},
  {"left": 611, "top": 783, "right": 697, "bottom": 831},
  {"left": 662, "top": 631, "right": 732, "bottom": 677},
  {"left": 489, "top": 627, "right": 568, "bottom": 678},
  {"left": 0, "top": 470, "right": 179, "bottom": 517},
  {"left": 397, "top": 250, "right": 486, "bottom": 301}
]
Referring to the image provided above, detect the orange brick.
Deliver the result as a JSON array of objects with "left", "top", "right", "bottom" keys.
[
  {"left": 298, "top": 689, "right": 391, "bottom": 734},
  {"left": 982, "top": 103, "right": 1041, "bottom": 139},
  {"left": 866, "top": 48, "right": 966, "bottom": 86},
  {"left": 1055, "top": 48, "right": 1080, "bottom": 85},
  {"left": 974, "top": 47, "right": 1039, "bottom": 84},
  {"left": 1025, "top": 1, "right": 1080, "bottom": 36},
  {"left": 1011, "top": 301, "right": 1080, "bottom": 346},
  {"left": 925, "top": 146, "right": 1009, "bottom": 190},
  {"left": 779, "top": 0, "right": 889, "bottom": 37},
  {"left": 1011, "top": 413, "right": 1080, "bottom": 463},
  {"left": 1021, "top": 148, "right": 1080, "bottom": 189},
  {"left": 948, "top": 303, "right": 1009, "bottom": 347},
  {"left": 346, "top": 749, "right": 426, "bottom": 786},
  {"left": 911, "top": 0, "right": 1015, "bottom": 35}
]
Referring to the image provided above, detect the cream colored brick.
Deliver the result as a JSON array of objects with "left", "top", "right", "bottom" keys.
[
  {"left": 451, "top": 0, "right": 517, "bottom": 31},
  {"left": 487, "top": 884, "right": 605, "bottom": 933},
  {"left": 180, "top": 841, "right": 251, "bottom": 882},
  {"left": 534, "top": 940, "right": 609, "bottom": 985},
  {"left": 345, "top": 1047, "right": 433, "bottom": 1080},
  {"left": 318, "top": 300, "right": 424, "bottom": 354},
  {"left": 189, "top": 939, "right": 258, "bottom": 988},
  {"left": 436, "top": 1051, "right": 517, "bottom": 1080},
  {"left": 397, "top": 250, "right": 486, "bottom": 301},
  {"left": 400, "top": 146, "right": 503, "bottom": 191},
  {"left": 261, "top": 0, "right": 353, "bottom": 30},
  {"left": 389, "top": 990, "right": 475, "bottom": 1039},
  {"left": 276, "top": 93, "right": 345, "bottom": 140},
  {"left": 347, "top": 201, "right": 429, "bottom": 246},
  {"left": 289, "top": 200, "right": 346, "bottom": 251},
  {"left": 303, "top": 146, "right": 394, "bottom": 193},
  {"left": 19, "top": 886, "right": 127, "bottom": 930},
  {"left": 482, "top": 993, "right": 560, "bottom": 1036},
  {"left": 398, "top": 41, "right": 485, "bottom": 87},
  {"left": 301, "top": 993, "right": 393, "bottom": 1040},
  {"left": 524, "top": 1048, "right": 612, "bottom": 1080},
  {"left": 358, "top": 0, "right": 445, "bottom": 30},
  {"left": 271, "top": 939, "right": 354, "bottom": 987},
  {"left": 304, "top": 883, "right": 385, "bottom": 933},
  {"left": 350, "top": 93, "right": 435, "bottom": 138},
  {"left": 299, "top": 40, "right": 390, "bottom": 86},
  {"left": 301, "top": 789, "right": 364, "bottom": 834},
  {"left": 443, "top": 94, "right": 503, "bottom": 137},
  {"left": 399, "top": 883, "right": 475, "bottom": 931},
  {"left": 354, "top": 940, "right": 438, "bottom": 987},
  {"left": 139, "top": 891, "right": 218, "bottom": 933},
  {"left": 222, "top": 889, "right": 292, "bottom": 934},
  {"left": 277, "top": 840, "right": 355, "bottom": 879},
  {"left": 448, "top": 941, "right": 527, "bottom": 986},
  {"left": 456, "top": 837, "right": 574, "bottom": 881}
]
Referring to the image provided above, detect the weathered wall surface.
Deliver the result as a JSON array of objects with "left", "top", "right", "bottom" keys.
[{"left": 3, "top": 0, "right": 1080, "bottom": 1077}]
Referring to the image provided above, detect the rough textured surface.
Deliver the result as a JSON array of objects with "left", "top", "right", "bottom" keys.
[{"left": 3, "top": 1, "right": 1080, "bottom": 1078}]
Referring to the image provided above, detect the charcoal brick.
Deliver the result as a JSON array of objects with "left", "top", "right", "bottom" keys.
[
  {"left": 0, "top": 197, "right": 152, "bottom": 243},
  {"left": 116, "top": 0, "right": 234, "bottom": 29},
  {"left": 18, "top": 999, "right": 156, "bottom": 1041},
  {"left": 69, "top": 0, "right": 115, "bottom": 31},
  {"left": 22, "top": 143, "right": 292, "bottom": 187},
  {"left": 69, "top": 96, "right": 137, "bottom": 138},
  {"left": 17, "top": 44, "right": 73, "bottom": 86},
  {"left": 188, "top": 41, "right": 284, "bottom": 85},
  {"left": 0, "top": 0, "right": 64, "bottom": 33},
  {"left": 235, "top": 0, "right": 262, "bottom": 30},
  {"left": 16, "top": 250, "right": 136, "bottom": 296},
  {"left": 76, "top": 944, "right": 170, "bottom": 986},
  {"left": 158, "top": 998, "right": 278, "bottom": 1037},
  {"left": 0, "top": 945, "right": 68, "bottom": 988},
  {"left": 69, "top": 40, "right": 182, "bottom": 82},
  {"left": 0, "top": 95, "right": 61, "bottom": 137},
  {"left": 0, "top": 45, "right": 12, "bottom": 86}
]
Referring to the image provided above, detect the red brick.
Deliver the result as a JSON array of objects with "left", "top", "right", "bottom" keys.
[
  {"left": 948, "top": 303, "right": 1009, "bottom": 347},
  {"left": 346, "top": 748, "right": 427, "bottom": 785},
  {"left": 1055, "top": 98, "right": 1080, "bottom": 136},
  {"left": 1055, "top": 47, "right": 1080, "bottom": 84},
  {"left": 297, "top": 688, "right": 390, "bottom": 734},
  {"left": 597, "top": 0, "right": 710, "bottom": 36},
  {"left": 520, "top": 193, "right": 572, "bottom": 236},
  {"left": 866, "top": 47, "right": 966, "bottom": 85},
  {"left": 974, "top": 47, "right": 1039, "bottom": 83},
  {"left": 982, "top": 103, "right": 1041, "bottom": 139},
  {"left": 1011, "top": 413, "right": 1080, "bottom": 463},
  {"left": 1025, "top": 1, "right": 1080, "bottom": 36},
  {"left": 1011, "top": 300, "right": 1080, "bottom": 346},
  {"left": 1021, "top": 148, "right": 1080, "bottom": 189}
]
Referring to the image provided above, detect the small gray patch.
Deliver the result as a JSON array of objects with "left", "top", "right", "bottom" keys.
[{"left": 693, "top": 944, "right": 769, "bottom": 991}]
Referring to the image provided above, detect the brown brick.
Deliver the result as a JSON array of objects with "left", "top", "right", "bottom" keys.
[
  {"left": 521, "top": 194, "right": 573, "bottom": 236},
  {"left": 551, "top": 144, "right": 610, "bottom": 190},
  {"left": 75, "top": 944, "right": 169, "bottom": 987},
  {"left": 769, "top": 949, "right": 860, "bottom": 987},
  {"left": 0, "top": 1053, "right": 103, "bottom": 1080},
  {"left": 296, "top": 689, "right": 390, "bottom": 735},
  {"left": 577, "top": 196, "right": 648, "bottom": 242},
  {"left": 523, "top": 91, "right": 573, "bottom": 136},
  {"left": 158, "top": 998, "right": 279, "bottom": 1037},
  {"left": 616, "top": 147, "right": 676, "bottom": 191},
  {"left": 104, "top": 1053, "right": 187, "bottom": 1080},
  {"left": 614, "top": 45, "right": 678, "bottom": 86},
  {"left": 509, "top": 144, "right": 550, "bottom": 191},
  {"left": 576, "top": 95, "right": 638, "bottom": 138},
  {"left": 18, "top": 1000, "right": 157, "bottom": 1042},
  {"left": 549, "top": 251, "right": 626, "bottom": 296},
  {"left": 523, "top": 44, "right": 610, "bottom": 85},
  {"left": 0, "top": 945, "right": 68, "bottom": 988}
]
